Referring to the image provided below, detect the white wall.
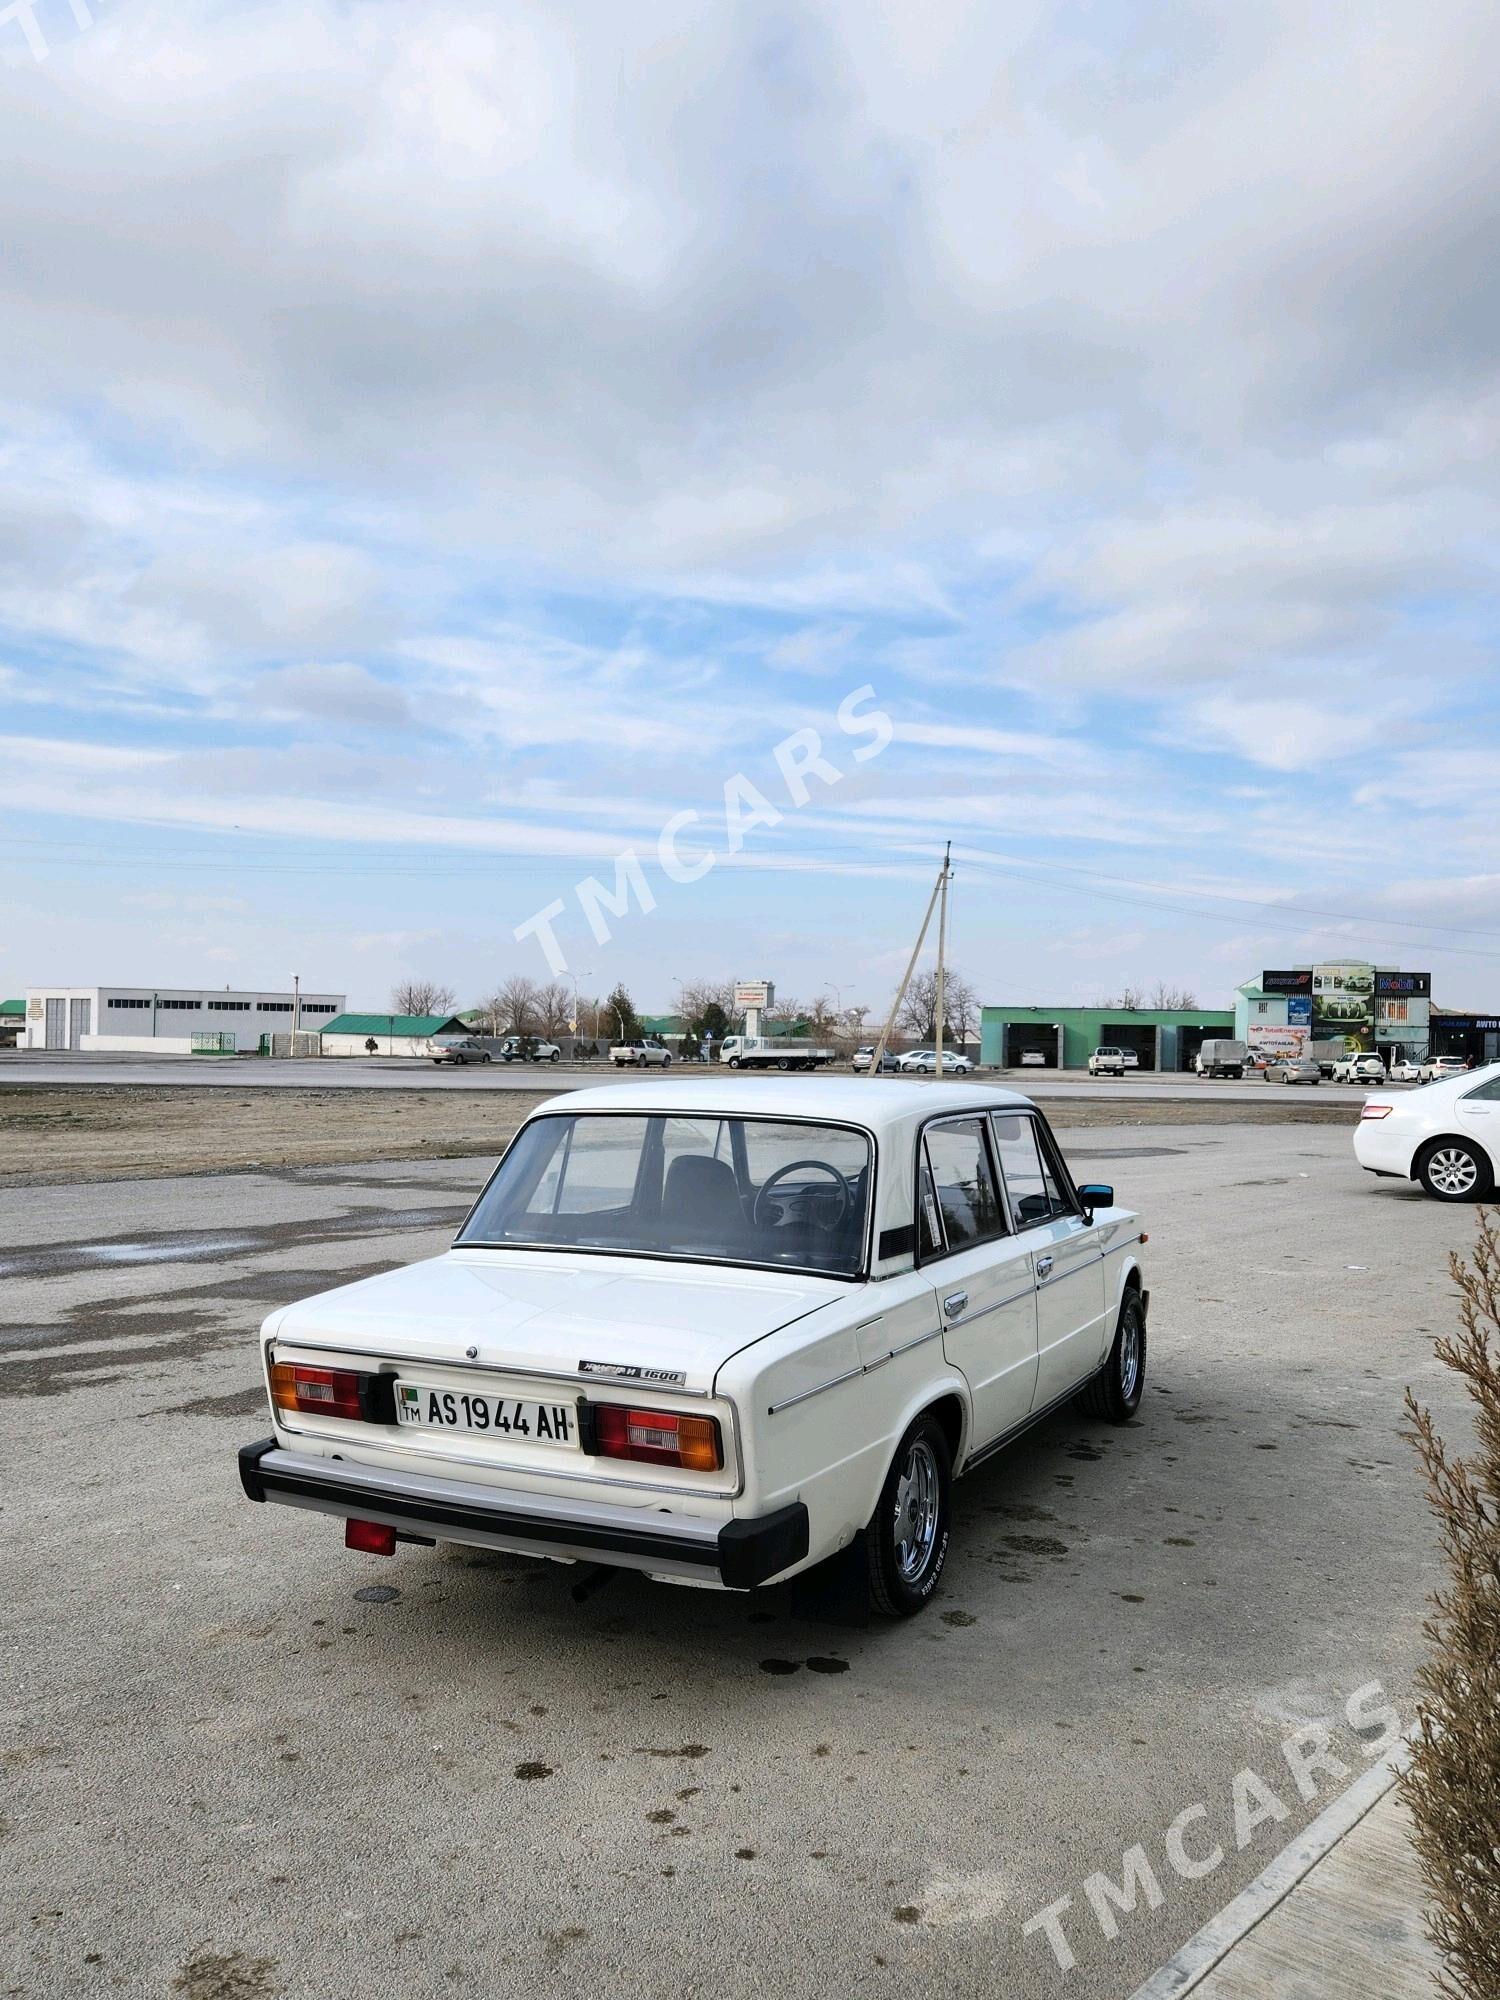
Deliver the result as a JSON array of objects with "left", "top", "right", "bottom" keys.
[
  {"left": 78, "top": 1035, "right": 204, "bottom": 1055},
  {"left": 320, "top": 1032, "right": 438, "bottom": 1058},
  {"left": 23, "top": 984, "right": 344, "bottom": 1051}
]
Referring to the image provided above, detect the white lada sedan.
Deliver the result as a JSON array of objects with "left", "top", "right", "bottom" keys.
[{"left": 240, "top": 1079, "right": 1148, "bottom": 1617}]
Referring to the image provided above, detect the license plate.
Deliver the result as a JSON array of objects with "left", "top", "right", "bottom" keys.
[{"left": 395, "top": 1384, "right": 576, "bottom": 1447}]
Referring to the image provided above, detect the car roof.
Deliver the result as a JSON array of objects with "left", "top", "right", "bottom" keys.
[{"left": 531, "top": 1075, "right": 1035, "bottom": 1131}]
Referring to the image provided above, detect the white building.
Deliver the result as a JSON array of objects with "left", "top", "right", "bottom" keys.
[{"left": 20, "top": 984, "right": 346, "bottom": 1054}]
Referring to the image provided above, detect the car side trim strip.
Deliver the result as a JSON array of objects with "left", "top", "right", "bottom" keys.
[
  {"left": 944, "top": 1281, "right": 1035, "bottom": 1328},
  {"left": 767, "top": 1323, "right": 947, "bottom": 1412}
]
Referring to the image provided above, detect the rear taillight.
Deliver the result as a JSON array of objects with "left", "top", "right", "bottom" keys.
[
  {"left": 1360, "top": 1104, "right": 1394, "bottom": 1119},
  {"left": 592, "top": 1404, "right": 722, "bottom": 1472},
  {"left": 271, "top": 1361, "right": 392, "bottom": 1422}
]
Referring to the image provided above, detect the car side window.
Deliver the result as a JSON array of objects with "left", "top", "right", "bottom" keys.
[
  {"left": 990, "top": 1113, "right": 1076, "bottom": 1227},
  {"left": 1463, "top": 1077, "right": 1500, "bottom": 1102},
  {"left": 921, "top": 1117, "right": 1007, "bottom": 1255}
]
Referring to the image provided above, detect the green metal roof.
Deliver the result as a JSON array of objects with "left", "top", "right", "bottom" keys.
[
  {"left": 0, "top": 999, "right": 23, "bottom": 1017},
  {"left": 318, "top": 1013, "right": 468, "bottom": 1037}
]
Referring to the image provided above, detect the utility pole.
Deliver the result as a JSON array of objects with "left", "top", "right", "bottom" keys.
[
  {"left": 934, "top": 841, "right": 952, "bottom": 1071},
  {"left": 868, "top": 847, "right": 950, "bottom": 1077},
  {"left": 292, "top": 972, "right": 301, "bottom": 1050}
]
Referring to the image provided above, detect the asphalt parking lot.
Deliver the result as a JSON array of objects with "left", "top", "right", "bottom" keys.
[{"left": 1, "top": 1119, "right": 1473, "bottom": 2000}]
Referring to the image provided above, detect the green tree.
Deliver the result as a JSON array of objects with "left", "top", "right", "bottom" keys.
[
  {"left": 696, "top": 1000, "right": 730, "bottom": 1041},
  {"left": 604, "top": 984, "right": 642, "bottom": 1044}
]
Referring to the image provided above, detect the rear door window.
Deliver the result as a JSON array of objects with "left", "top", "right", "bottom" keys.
[{"left": 921, "top": 1117, "right": 1006, "bottom": 1254}]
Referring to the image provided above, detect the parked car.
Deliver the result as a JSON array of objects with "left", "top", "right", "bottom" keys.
[
  {"left": 1088, "top": 1046, "right": 1126, "bottom": 1077},
  {"left": 1018, "top": 1050, "right": 1048, "bottom": 1067},
  {"left": 898, "top": 1049, "right": 976, "bottom": 1074},
  {"left": 1418, "top": 1054, "right": 1469, "bottom": 1083},
  {"left": 851, "top": 1046, "right": 900, "bottom": 1073},
  {"left": 609, "top": 1040, "right": 672, "bottom": 1067},
  {"left": 430, "top": 1037, "right": 494, "bottom": 1066},
  {"left": 1331, "top": 1053, "right": 1387, "bottom": 1085},
  {"left": 239, "top": 1077, "right": 1148, "bottom": 1618},
  {"left": 1388, "top": 1058, "right": 1423, "bottom": 1082},
  {"left": 496, "top": 1036, "right": 563, "bottom": 1064},
  {"left": 1263, "top": 1056, "right": 1322, "bottom": 1085},
  {"left": 1355, "top": 1060, "right": 1500, "bottom": 1200}
]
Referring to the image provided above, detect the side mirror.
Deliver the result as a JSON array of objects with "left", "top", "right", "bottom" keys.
[{"left": 1078, "top": 1183, "right": 1114, "bottom": 1218}]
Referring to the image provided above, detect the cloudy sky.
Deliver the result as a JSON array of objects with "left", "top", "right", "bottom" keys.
[{"left": 3, "top": 0, "right": 1499, "bottom": 1018}]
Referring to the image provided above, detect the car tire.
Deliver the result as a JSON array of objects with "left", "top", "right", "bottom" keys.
[
  {"left": 865, "top": 1413, "right": 952, "bottom": 1618},
  {"left": 1417, "top": 1138, "right": 1493, "bottom": 1202},
  {"left": 482, "top": 1053, "right": 492, "bottom": 1064},
  {"left": 728, "top": 1057, "right": 741, "bottom": 1069},
  {"left": 662, "top": 1055, "right": 672, "bottom": 1066},
  {"left": 549, "top": 1051, "right": 560, "bottom": 1062},
  {"left": 1077, "top": 1290, "right": 1147, "bottom": 1423}
]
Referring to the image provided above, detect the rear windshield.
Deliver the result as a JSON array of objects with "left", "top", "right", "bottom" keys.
[{"left": 459, "top": 1113, "right": 873, "bottom": 1279}]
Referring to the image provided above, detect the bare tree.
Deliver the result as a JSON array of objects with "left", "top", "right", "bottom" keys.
[
  {"left": 1401, "top": 1214, "right": 1500, "bottom": 1998},
  {"left": 1095, "top": 984, "right": 1146, "bottom": 1012},
  {"left": 677, "top": 978, "right": 737, "bottom": 1028},
  {"left": 392, "top": 980, "right": 456, "bottom": 1018},
  {"left": 1150, "top": 981, "right": 1198, "bottom": 1010},
  {"left": 534, "top": 980, "right": 572, "bottom": 1039},
  {"left": 495, "top": 975, "right": 541, "bottom": 1036},
  {"left": 895, "top": 968, "right": 980, "bottom": 1046}
]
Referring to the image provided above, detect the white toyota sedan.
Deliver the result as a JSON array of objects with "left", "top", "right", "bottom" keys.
[
  {"left": 240, "top": 1079, "right": 1148, "bottom": 1617},
  {"left": 898, "top": 1048, "right": 976, "bottom": 1074},
  {"left": 1354, "top": 1060, "right": 1500, "bottom": 1200}
]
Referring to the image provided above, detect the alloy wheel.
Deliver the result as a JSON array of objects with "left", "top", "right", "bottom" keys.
[
  {"left": 893, "top": 1437, "right": 941, "bottom": 1584},
  {"left": 1428, "top": 1147, "right": 1479, "bottom": 1196}
]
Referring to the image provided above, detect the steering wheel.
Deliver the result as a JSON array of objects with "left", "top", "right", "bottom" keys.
[{"left": 752, "top": 1159, "right": 851, "bottom": 1233}]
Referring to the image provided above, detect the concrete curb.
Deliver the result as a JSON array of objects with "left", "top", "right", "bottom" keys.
[{"left": 1126, "top": 1736, "right": 1413, "bottom": 2000}]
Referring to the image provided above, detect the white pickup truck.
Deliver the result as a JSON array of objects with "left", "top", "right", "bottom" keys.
[
  {"left": 1087, "top": 1046, "right": 1127, "bottom": 1077},
  {"left": 719, "top": 1035, "right": 834, "bottom": 1071},
  {"left": 609, "top": 1041, "right": 672, "bottom": 1068}
]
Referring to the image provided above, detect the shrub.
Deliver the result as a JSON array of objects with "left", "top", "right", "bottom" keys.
[{"left": 1401, "top": 1208, "right": 1500, "bottom": 2000}]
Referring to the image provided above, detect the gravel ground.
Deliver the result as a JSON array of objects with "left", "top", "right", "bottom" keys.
[
  {"left": 0, "top": 1120, "right": 1470, "bottom": 2000},
  {"left": 0, "top": 1084, "right": 1357, "bottom": 1186}
]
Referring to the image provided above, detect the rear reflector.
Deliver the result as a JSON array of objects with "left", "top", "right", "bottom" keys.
[
  {"left": 345, "top": 1518, "right": 397, "bottom": 1556},
  {"left": 593, "top": 1404, "right": 722, "bottom": 1472},
  {"left": 1360, "top": 1104, "right": 1394, "bottom": 1119}
]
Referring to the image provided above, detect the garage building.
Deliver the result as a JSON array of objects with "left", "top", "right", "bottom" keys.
[
  {"left": 980, "top": 1004, "right": 1236, "bottom": 1072},
  {"left": 20, "top": 984, "right": 345, "bottom": 1053}
]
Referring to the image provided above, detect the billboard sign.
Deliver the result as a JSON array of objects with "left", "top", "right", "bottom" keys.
[
  {"left": 733, "top": 981, "right": 774, "bottom": 1011},
  {"left": 1287, "top": 995, "right": 1312, "bottom": 1027},
  {"left": 1261, "top": 969, "right": 1314, "bottom": 995},
  {"left": 1249, "top": 1025, "right": 1309, "bottom": 1061},
  {"left": 1311, "top": 961, "right": 1375, "bottom": 1050},
  {"left": 1374, "top": 970, "right": 1431, "bottom": 998}
]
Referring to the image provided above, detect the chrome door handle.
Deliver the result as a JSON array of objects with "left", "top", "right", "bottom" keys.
[
  {"left": 1035, "top": 1254, "right": 1054, "bottom": 1279},
  {"left": 943, "top": 1291, "right": 968, "bottom": 1319}
]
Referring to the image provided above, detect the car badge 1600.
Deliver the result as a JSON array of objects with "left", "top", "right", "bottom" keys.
[{"left": 578, "top": 1359, "right": 688, "bottom": 1387}]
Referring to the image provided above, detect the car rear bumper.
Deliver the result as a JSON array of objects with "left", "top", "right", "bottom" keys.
[{"left": 237, "top": 1439, "right": 808, "bottom": 1590}]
